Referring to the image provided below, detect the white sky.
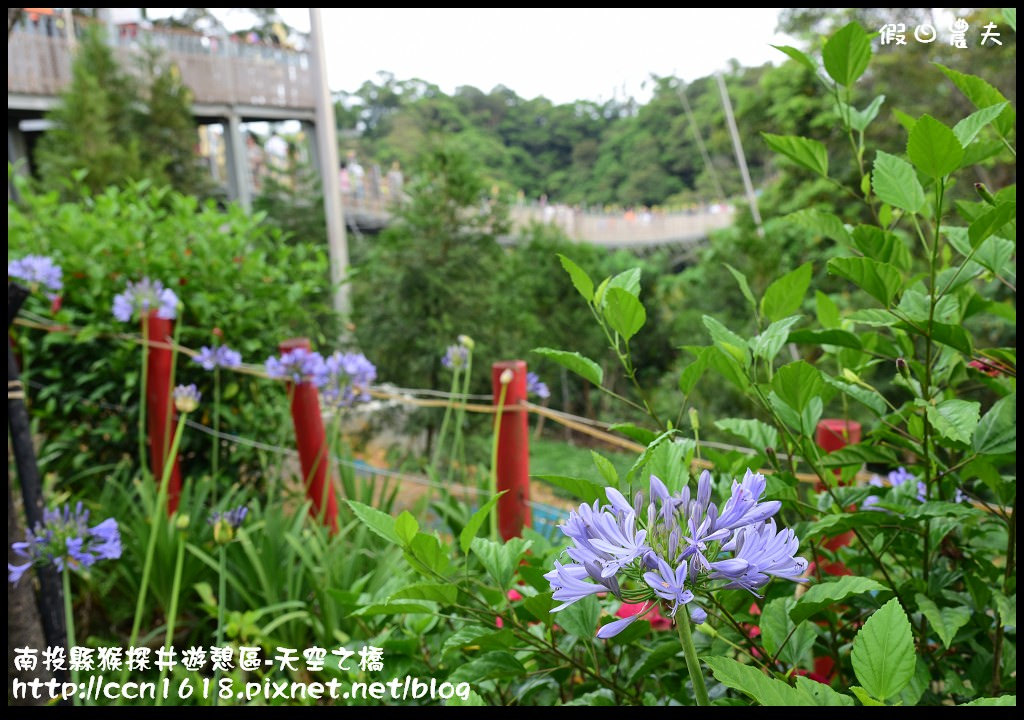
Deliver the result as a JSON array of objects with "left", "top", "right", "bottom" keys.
[{"left": 150, "top": 8, "right": 797, "bottom": 105}]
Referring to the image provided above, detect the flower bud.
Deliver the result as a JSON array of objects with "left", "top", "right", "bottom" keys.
[
  {"left": 458, "top": 334, "right": 475, "bottom": 350},
  {"left": 173, "top": 383, "right": 201, "bottom": 413},
  {"left": 896, "top": 357, "right": 910, "bottom": 381},
  {"left": 175, "top": 514, "right": 190, "bottom": 530},
  {"left": 500, "top": 368, "right": 514, "bottom": 385},
  {"left": 213, "top": 518, "right": 234, "bottom": 545},
  {"left": 974, "top": 182, "right": 997, "bottom": 207},
  {"left": 688, "top": 407, "right": 700, "bottom": 432}
]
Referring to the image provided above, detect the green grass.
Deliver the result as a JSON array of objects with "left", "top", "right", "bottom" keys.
[{"left": 530, "top": 436, "right": 635, "bottom": 484}]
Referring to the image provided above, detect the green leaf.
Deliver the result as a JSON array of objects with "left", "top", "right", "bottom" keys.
[
  {"left": 724, "top": 263, "right": 758, "bottom": 314},
  {"left": 848, "top": 94, "right": 886, "bottom": 133},
  {"left": 448, "top": 651, "right": 526, "bottom": 684},
  {"left": 993, "top": 592, "right": 1016, "bottom": 630},
  {"left": 556, "top": 594, "right": 599, "bottom": 639},
  {"left": 850, "top": 687, "right": 886, "bottom": 706},
  {"left": 851, "top": 598, "right": 916, "bottom": 702},
  {"left": 603, "top": 287, "right": 646, "bottom": 342},
  {"left": 964, "top": 696, "right": 1017, "bottom": 707},
  {"left": 793, "top": 676, "right": 854, "bottom": 706},
  {"left": 590, "top": 451, "right": 619, "bottom": 487},
  {"left": 822, "top": 22, "right": 872, "bottom": 86},
  {"left": 851, "top": 225, "right": 911, "bottom": 271},
  {"left": 974, "top": 394, "right": 1016, "bottom": 455},
  {"left": 892, "top": 108, "right": 916, "bottom": 134},
  {"left": 1003, "top": 8, "right": 1016, "bottom": 31},
  {"left": 679, "top": 346, "right": 713, "bottom": 394},
  {"left": 715, "top": 418, "right": 778, "bottom": 453},
  {"left": 788, "top": 328, "right": 862, "bottom": 351},
  {"left": 350, "top": 600, "right": 436, "bottom": 617},
  {"left": 704, "top": 656, "right": 809, "bottom": 706},
  {"left": 934, "top": 63, "right": 1015, "bottom": 137},
  {"left": 771, "top": 44, "right": 817, "bottom": 72},
  {"left": 345, "top": 499, "right": 399, "bottom": 545},
  {"left": 968, "top": 202, "right": 1016, "bottom": 248},
  {"left": 872, "top": 151, "right": 925, "bottom": 213},
  {"left": 822, "top": 374, "right": 887, "bottom": 416},
  {"left": 771, "top": 361, "right": 825, "bottom": 413},
  {"left": 531, "top": 347, "right": 602, "bottom": 387},
  {"left": 922, "top": 399, "right": 981, "bottom": 445},
  {"left": 816, "top": 290, "right": 841, "bottom": 329},
  {"left": 390, "top": 583, "right": 457, "bottom": 605},
  {"left": 702, "top": 315, "right": 751, "bottom": 368},
  {"left": 827, "top": 256, "right": 902, "bottom": 306},
  {"left": 470, "top": 537, "right": 532, "bottom": 590},
  {"left": 791, "top": 576, "right": 888, "bottom": 624},
  {"left": 907, "top": 114, "right": 963, "bottom": 178},
  {"left": 751, "top": 315, "right": 802, "bottom": 361},
  {"left": 783, "top": 208, "right": 851, "bottom": 244},
  {"left": 441, "top": 625, "right": 514, "bottom": 658},
  {"left": 405, "top": 532, "right": 451, "bottom": 575},
  {"left": 608, "top": 423, "right": 658, "bottom": 446},
  {"left": 522, "top": 592, "right": 555, "bottom": 625},
  {"left": 762, "top": 262, "right": 813, "bottom": 322},
  {"left": 607, "top": 267, "right": 642, "bottom": 297},
  {"left": 762, "top": 133, "right": 828, "bottom": 177},
  {"left": 915, "top": 593, "right": 971, "bottom": 649},
  {"left": 760, "top": 597, "right": 816, "bottom": 667},
  {"left": 459, "top": 491, "right": 506, "bottom": 554},
  {"left": 953, "top": 102, "right": 1010, "bottom": 146},
  {"left": 557, "top": 253, "right": 594, "bottom": 302},
  {"left": 706, "top": 346, "right": 751, "bottom": 392},
  {"left": 395, "top": 510, "right": 419, "bottom": 545},
  {"left": 535, "top": 474, "right": 605, "bottom": 504}
]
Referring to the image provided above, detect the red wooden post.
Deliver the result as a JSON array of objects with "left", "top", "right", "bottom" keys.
[
  {"left": 145, "top": 312, "right": 182, "bottom": 514},
  {"left": 279, "top": 338, "right": 338, "bottom": 533},
  {"left": 492, "top": 360, "right": 531, "bottom": 540},
  {"left": 814, "top": 418, "right": 862, "bottom": 576}
]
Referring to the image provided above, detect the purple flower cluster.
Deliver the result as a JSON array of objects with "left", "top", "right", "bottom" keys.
[
  {"left": 9, "top": 503, "right": 122, "bottom": 585},
  {"left": 112, "top": 278, "right": 179, "bottom": 322},
  {"left": 526, "top": 372, "right": 550, "bottom": 400},
  {"left": 265, "top": 347, "right": 326, "bottom": 385},
  {"left": 319, "top": 351, "right": 377, "bottom": 407},
  {"left": 442, "top": 344, "right": 469, "bottom": 371},
  {"left": 173, "top": 383, "right": 201, "bottom": 413},
  {"left": 546, "top": 469, "right": 807, "bottom": 638},
  {"left": 209, "top": 505, "right": 249, "bottom": 529},
  {"left": 863, "top": 467, "right": 964, "bottom": 511},
  {"left": 194, "top": 345, "right": 242, "bottom": 371},
  {"left": 8, "top": 255, "right": 63, "bottom": 299}
]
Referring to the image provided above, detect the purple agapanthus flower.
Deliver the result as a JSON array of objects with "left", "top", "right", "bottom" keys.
[
  {"left": 9, "top": 502, "right": 121, "bottom": 584},
  {"left": 547, "top": 468, "right": 807, "bottom": 638},
  {"left": 319, "top": 351, "right": 377, "bottom": 407},
  {"left": 209, "top": 505, "right": 249, "bottom": 529},
  {"left": 173, "top": 383, "right": 201, "bottom": 413},
  {"left": 862, "top": 466, "right": 961, "bottom": 511},
  {"left": 194, "top": 345, "right": 242, "bottom": 371},
  {"left": 112, "top": 278, "right": 178, "bottom": 322},
  {"left": 265, "top": 348, "right": 326, "bottom": 385},
  {"left": 526, "top": 372, "right": 550, "bottom": 400},
  {"left": 8, "top": 255, "right": 63, "bottom": 299},
  {"left": 442, "top": 344, "right": 469, "bottom": 371}
]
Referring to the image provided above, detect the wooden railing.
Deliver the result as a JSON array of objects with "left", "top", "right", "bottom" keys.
[{"left": 8, "top": 14, "right": 315, "bottom": 111}]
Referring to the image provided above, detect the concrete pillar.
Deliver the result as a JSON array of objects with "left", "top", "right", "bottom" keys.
[
  {"left": 224, "top": 112, "right": 252, "bottom": 212},
  {"left": 300, "top": 120, "right": 319, "bottom": 176}
]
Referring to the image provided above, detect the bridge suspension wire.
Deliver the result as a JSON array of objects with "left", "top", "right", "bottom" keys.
[
  {"left": 675, "top": 78, "right": 727, "bottom": 206},
  {"left": 715, "top": 72, "right": 764, "bottom": 237}
]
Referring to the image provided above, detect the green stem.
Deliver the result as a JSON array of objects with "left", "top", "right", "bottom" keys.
[
  {"left": 431, "top": 366, "right": 460, "bottom": 474},
  {"left": 122, "top": 414, "right": 187, "bottom": 687},
  {"left": 453, "top": 351, "right": 473, "bottom": 481},
  {"left": 213, "top": 545, "right": 227, "bottom": 707},
  {"left": 155, "top": 533, "right": 186, "bottom": 707},
  {"left": 489, "top": 379, "right": 510, "bottom": 541},
  {"left": 62, "top": 567, "right": 78, "bottom": 707},
  {"left": 676, "top": 612, "right": 710, "bottom": 706},
  {"left": 212, "top": 366, "right": 221, "bottom": 487}
]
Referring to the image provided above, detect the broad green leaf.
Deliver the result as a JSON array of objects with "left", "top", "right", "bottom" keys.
[
  {"left": 531, "top": 347, "right": 602, "bottom": 387},
  {"left": 522, "top": 592, "right": 555, "bottom": 625},
  {"left": 851, "top": 598, "right": 916, "bottom": 702},
  {"left": 964, "top": 696, "right": 1017, "bottom": 707},
  {"left": 850, "top": 687, "right": 886, "bottom": 706},
  {"left": 760, "top": 597, "right": 817, "bottom": 668},
  {"left": 848, "top": 94, "right": 886, "bottom": 133},
  {"left": 793, "top": 676, "right": 854, "bottom": 706},
  {"left": 556, "top": 594, "right": 599, "bottom": 639},
  {"left": 715, "top": 418, "right": 778, "bottom": 453},
  {"left": 907, "top": 114, "right": 963, "bottom": 178},
  {"left": 607, "top": 267, "right": 642, "bottom": 297},
  {"left": 922, "top": 398, "right": 980, "bottom": 445},
  {"left": 390, "top": 583, "right": 457, "bottom": 605},
  {"left": 706, "top": 345, "right": 751, "bottom": 391},
  {"left": 471, "top": 537, "right": 532, "bottom": 589},
  {"left": 771, "top": 44, "right": 817, "bottom": 71},
  {"left": 771, "top": 361, "right": 825, "bottom": 413},
  {"left": 608, "top": 423, "right": 659, "bottom": 446},
  {"left": 345, "top": 499, "right": 399, "bottom": 545},
  {"left": 702, "top": 315, "right": 751, "bottom": 368},
  {"left": 603, "top": 287, "right": 646, "bottom": 342},
  {"left": 535, "top": 474, "right": 605, "bottom": 504},
  {"left": 822, "top": 374, "right": 887, "bottom": 416},
  {"left": 395, "top": 510, "right": 419, "bottom": 545},
  {"left": 624, "top": 429, "right": 682, "bottom": 482},
  {"left": 704, "top": 656, "right": 809, "bottom": 706},
  {"left": 934, "top": 63, "right": 1015, "bottom": 137},
  {"left": 953, "top": 102, "right": 1010, "bottom": 146},
  {"left": 459, "top": 491, "right": 507, "bottom": 554},
  {"left": 762, "top": 133, "right": 828, "bottom": 177},
  {"left": 1003, "top": 8, "right": 1016, "bottom": 31},
  {"left": 563, "top": 690, "right": 617, "bottom": 706},
  {"left": 724, "top": 263, "right": 758, "bottom": 313},
  {"left": 628, "top": 641, "right": 683, "bottom": 683},
  {"left": 993, "top": 592, "right": 1016, "bottom": 630},
  {"left": 822, "top": 21, "right": 872, "bottom": 86},
  {"left": 816, "top": 290, "right": 841, "bottom": 329},
  {"left": 441, "top": 625, "right": 515, "bottom": 658},
  {"left": 591, "top": 451, "right": 619, "bottom": 486},
  {"left": 350, "top": 600, "right": 435, "bottom": 616},
  {"left": 788, "top": 328, "right": 862, "bottom": 351},
  {"left": 783, "top": 208, "right": 851, "bottom": 244},
  {"left": 761, "top": 262, "right": 813, "bottom": 322},
  {"left": 915, "top": 322, "right": 973, "bottom": 356},
  {"left": 892, "top": 108, "right": 916, "bottom": 133},
  {"left": 827, "top": 256, "right": 902, "bottom": 306},
  {"left": 974, "top": 394, "right": 1016, "bottom": 455},
  {"left": 449, "top": 651, "right": 525, "bottom": 684},
  {"left": 968, "top": 201, "right": 1016, "bottom": 248},
  {"left": 848, "top": 308, "right": 898, "bottom": 327},
  {"left": 915, "top": 593, "right": 971, "bottom": 649},
  {"left": 405, "top": 532, "right": 451, "bottom": 575},
  {"left": 791, "top": 576, "right": 888, "bottom": 624},
  {"left": 751, "top": 315, "right": 802, "bottom": 361},
  {"left": 678, "top": 346, "right": 713, "bottom": 394},
  {"left": 557, "top": 253, "right": 594, "bottom": 302},
  {"left": 872, "top": 151, "right": 925, "bottom": 213},
  {"left": 851, "top": 225, "right": 911, "bottom": 271}
]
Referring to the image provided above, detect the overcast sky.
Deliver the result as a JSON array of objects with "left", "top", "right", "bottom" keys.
[{"left": 180, "top": 8, "right": 797, "bottom": 105}]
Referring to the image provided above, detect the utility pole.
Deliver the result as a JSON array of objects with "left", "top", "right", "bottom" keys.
[
  {"left": 715, "top": 72, "right": 763, "bottom": 236},
  {"left": 308, "top": 8, "right": 351, "bottom": 321}
]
